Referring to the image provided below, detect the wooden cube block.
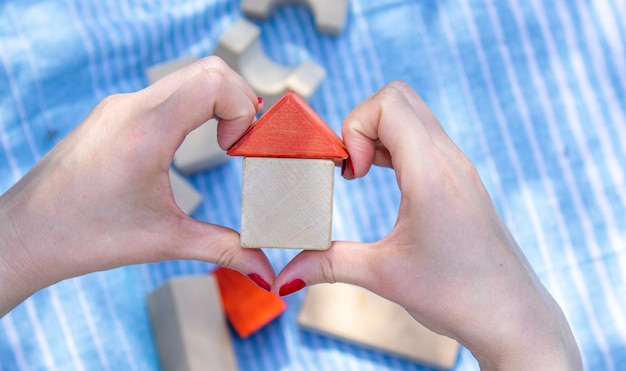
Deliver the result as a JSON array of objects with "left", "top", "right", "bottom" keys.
[
  {"left": 146, "top": 275, "right": 238, "bottom": 371},
  {"left": 240, "top": 157, "right": 334, "bottom": 249},
  {"left": 173, "top": 119, "right": 229, "bottom": 174},
  {"left": 298, "top": 283, "right": 460, "bottom": 369},
  {"left": 169, "top": 168, "right": 202, "bottom": 215}
]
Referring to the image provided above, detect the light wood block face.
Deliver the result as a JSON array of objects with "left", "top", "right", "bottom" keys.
[
  {"left": 241, "top": 0, "right": 349, "bottom": 35},
  {"left": 240, "top": 157, "right": 334, "bottom": 249},
  {"left": 213, "top": 18, "right": 325, "bottom": 109},
  {"left": 298, "top": 283, "right": 460, "bottom": 369},
  {"left": 146, "top": 275, "right": 238, "bottom": 371},
  {"left": 173, "top": 119, "right": 229, "bottom": 174},
  {"left": 169, "top": 168, "right": 202, "bottom": 215}
]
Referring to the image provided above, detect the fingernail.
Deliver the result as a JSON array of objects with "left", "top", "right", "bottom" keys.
[
  {"left": 257, "top": 97, "right": 264, "bottom": 111},
  {"left": 279, "top": 278, "right": 306, "bottom": 296},
  {"left": 248, "top": 273, "right": 271, "bottom": 292},
  {"left": 341, "top": 159, "right": 347, "bottom": 176},
  {"left": 348, "top": 157, "right": 355, "bottom": 175}
]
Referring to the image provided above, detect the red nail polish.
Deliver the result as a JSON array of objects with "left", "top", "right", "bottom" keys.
[
  {"left": 248, "top": 273, "right": 271, "bottom": 292},
  {"left": 348, "top": 157, "right": 355, "bottom": 175},
  {"left": 257, "top": 97, "right": 263, "bottom": 105},
  {"left": 279, "top": 279, "right": 306, "bottom": 296}
]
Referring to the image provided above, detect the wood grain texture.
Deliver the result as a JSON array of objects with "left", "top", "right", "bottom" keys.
[
  {"left": 228, "top": 91, "right": 348, "bottom": 159},
  {"left": 240, "top": 0, "right": 348, "bottom": 35},
  {"left": 173, "top": 119, "right": 229, "bottom": 174},
  {"left": 240, "top": 157, "right": 334, "bottom": 249},
  {"left": 146, "top": 275, "right": 238, "bottom": 371},
  {"left": 298, "top": 283, "right": 460, "bottom": 369}
]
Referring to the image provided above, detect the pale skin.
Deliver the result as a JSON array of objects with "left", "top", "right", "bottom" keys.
[{"left": 0, "top": 57, "right": 581, "bottom": 369}]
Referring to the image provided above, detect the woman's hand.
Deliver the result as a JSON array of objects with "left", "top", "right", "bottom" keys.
[
  {"left": 0, "top": 57, "right": 274, "bottom": 316},
  {"left": 275, "top": 82, "right": 582, "bottom": 370}
]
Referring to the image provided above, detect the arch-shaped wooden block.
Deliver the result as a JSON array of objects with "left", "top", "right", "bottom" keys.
[
  {"left": 241, "top": 0, "right": 348, "bottom": 35},
  {"left": 213, "top": 18, "right": 325, "bottom": 109}
]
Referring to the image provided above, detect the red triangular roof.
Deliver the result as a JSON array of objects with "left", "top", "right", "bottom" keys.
[{"left": 227, "top": 91, "right": 348, "bottom": 159}]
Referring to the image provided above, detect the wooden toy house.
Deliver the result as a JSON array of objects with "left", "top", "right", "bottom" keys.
[{"left": 228, "top": 91, "right": 348, "bottom": 250}]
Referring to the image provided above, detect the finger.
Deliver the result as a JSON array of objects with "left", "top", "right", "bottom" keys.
[
  {"left": 274, "top": 240, "right": 381, "bottom": 296},
  {"left": 151, "top": 66, "right": 259, "bottom": 152},
  {"left": 342, "top": 81, "right": 433, "bottom": 181},
  {"left": 388, "top": 82, "right": 454, "bottom": 147},
  {"left": 163, "top": 218, "right": 276, "bottom": 290},
  {"left": 143, "top": 56, "right": 258, "bottom": 112}
]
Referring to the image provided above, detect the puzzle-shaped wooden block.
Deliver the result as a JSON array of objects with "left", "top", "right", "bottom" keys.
[
  {"left": 213, "top": 19, "right": 325, "bottom": 110},
  {"left": 241, "top": 0, "right": 349, "bottom": 35},
  {"left": 228, "top": 91, "right": 347, "bottom": 249}
]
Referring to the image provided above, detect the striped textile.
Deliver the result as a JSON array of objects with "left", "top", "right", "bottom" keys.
[{"left": 1, "top": 0, "right": 625, "bottom": 370}]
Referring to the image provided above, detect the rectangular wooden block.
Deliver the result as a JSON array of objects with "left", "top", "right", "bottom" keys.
[
  {"left": 146, "top": 275, "right": 238, "bottom": 371},
  {"left": 297, "top": 283, "right": 460, "bottom": 369},
  {"left": 240, "top": 157, "right": 334, "bottom": 249},
  {"left": 173, "top": 118, "right": 229, "bottom": 174},
  {"left": 169, "top": 168, "right": 202, "bottom": 215}
]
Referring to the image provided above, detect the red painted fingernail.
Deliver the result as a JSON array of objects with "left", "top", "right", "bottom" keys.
[
  {"left": 341, "top": 159, "right": 347, "bottom": 176},
  {"left": 257, "top": 97, "right": 263, "bottom": 104},
  {"left": 279, "top": 279, "right": 306, "bottom": 296},
  {"left": 348, "top": 157, "right": 355, "bottom": 175},
  {"left": 248, "top": 273, "right": 271, "bottom": 292}
]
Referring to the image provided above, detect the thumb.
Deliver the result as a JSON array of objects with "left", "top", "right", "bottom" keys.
[
  {"left": 274, "top": 240, "right": 379, "bottom": 296},
  {"left": 167, "top": 218, "right": 276, "bottom": 291}
]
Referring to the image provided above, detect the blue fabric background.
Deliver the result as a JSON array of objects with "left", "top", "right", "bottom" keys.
[{"left": 1, "top": 0, "right": 625, "bottom": 370}]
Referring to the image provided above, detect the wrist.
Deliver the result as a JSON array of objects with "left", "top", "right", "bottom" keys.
[
  {"left": 0, "top": 187, "right": 51, "bottom": 316},
  {"left": 467, "top": 290, "right": 582, "bottom": 371}
]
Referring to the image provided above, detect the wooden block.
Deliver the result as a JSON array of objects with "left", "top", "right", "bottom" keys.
[
  {"left": 227, "top": 91, "right": 348, "bottom": 160},
  {"left": 213, "top": 19, "right": 325, "bottom": 109},
  {"left": 146, "top": 275, "right": 238, "bottom": 371},
  {"left": 298, "top": 283, "right": 460, "bottom": 369},
  {"left": 241, "top": 0, "right": 349, "bottom": 35},
  {"left": 240, "top": 157, "right": 334, "bottom": 249},
  {"left": 169, "top": 168, "right": 202, "bottom": 215},
  {"left": 173, "top": 119, "right": 229, "bottom": 174},
  {"left": 146, "top": 56, "right": 197, "bottom": 84},
  {"left": 213, "top": 267, "right": 286, "bottom": 338}
]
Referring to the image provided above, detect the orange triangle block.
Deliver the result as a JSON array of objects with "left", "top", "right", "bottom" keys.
[
  {"left": 212, "top": 267, "right": 286, "bottom": 338},
  {"left": 228, "top": 91, "right": 348, "bottom": 159}
]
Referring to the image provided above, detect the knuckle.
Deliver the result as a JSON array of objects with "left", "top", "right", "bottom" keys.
[
  {"left": 199, "top": 55, "right": 229, "bottom": 71},
  {"left": 319, "top": 253, "right": 338, "bottom": 284}
]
